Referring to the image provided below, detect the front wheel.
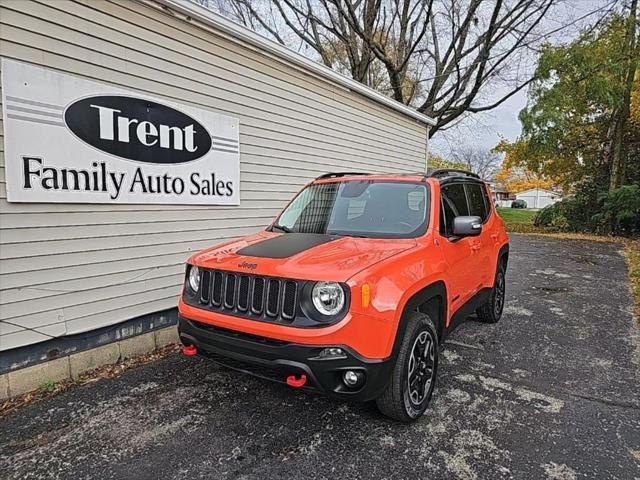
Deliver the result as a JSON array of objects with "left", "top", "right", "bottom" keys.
[
  {"left": 476, "top": 263, "right": 506, "bottom": 323},
  {"left": 375, "top": 312, "right": 439, "bottom": 422}
]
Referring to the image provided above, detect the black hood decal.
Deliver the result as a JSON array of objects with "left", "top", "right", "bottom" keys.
[{"left": 237, "top": 233, "right": 337, "bottom": 259}]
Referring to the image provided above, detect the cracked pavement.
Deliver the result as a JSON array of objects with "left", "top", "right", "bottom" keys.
[{"left": 1, "top": 234, "right": 639, "bottom": 479}]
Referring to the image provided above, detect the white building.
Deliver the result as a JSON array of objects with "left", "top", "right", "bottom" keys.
[
  {"left": 515, "top": 188, "right": 562, "bottom": 210},
  {"left": 487, "top": 182, "right": 516, "bottom": 208},
  {"left": 0, "top": 0, "right": 434, "bottom": 392}
]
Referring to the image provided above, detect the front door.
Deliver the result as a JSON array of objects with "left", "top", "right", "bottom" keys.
[
  {"left": 438, "top": 182, "right": 480, "bottom": 315},
  {"left": 463, "top": 182, "right": 492, "bottom": 290}
]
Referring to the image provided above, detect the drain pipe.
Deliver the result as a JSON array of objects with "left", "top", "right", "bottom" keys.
[{"left": 425, "top": 126, "right": 431, "bottom": 173}]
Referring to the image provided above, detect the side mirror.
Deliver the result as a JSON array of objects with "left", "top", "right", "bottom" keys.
[{"left": 453, "top": 216, "right": 483, "bottom": 237}]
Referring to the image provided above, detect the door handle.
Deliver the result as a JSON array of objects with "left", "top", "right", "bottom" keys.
[
  {"left": 471, "top": 242, "right": 481, "bottom": 251},
  {"left": 491, "top": 233, "right": 499, "bottom": 243}
]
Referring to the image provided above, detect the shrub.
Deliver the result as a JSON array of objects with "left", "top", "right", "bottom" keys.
[
  {"left": 511, "top": 199, "right": 527, "bottom": 209},
  {"left": 592, "top": 185, "right": 640, "bottom": 236},
  {"left": 534, "top": 201, "right": 570, "bottom": 229},
  {"left": 535, "top": 183, "right": 640, "bottom": 237}
]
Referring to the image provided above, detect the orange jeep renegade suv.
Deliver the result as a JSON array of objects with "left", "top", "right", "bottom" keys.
[{"left": 178, "top": 169, "right": 509, "bottom": 422}]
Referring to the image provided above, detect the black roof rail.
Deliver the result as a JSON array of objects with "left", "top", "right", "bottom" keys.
[
  {"left": 315, "top": 172, "right": 370, "bottom": 180},
  {"left": 427, "top": 168, "right": 480, "bottom": 180}
]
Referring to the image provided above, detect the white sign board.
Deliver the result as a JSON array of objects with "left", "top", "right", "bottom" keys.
[{"left": 1, "top": 60, "right": 240, "bottom": 204}]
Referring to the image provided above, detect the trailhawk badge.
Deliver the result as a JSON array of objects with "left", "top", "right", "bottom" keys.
[{"left": 2, "top": 59, "right": 240, "bottom": 205}]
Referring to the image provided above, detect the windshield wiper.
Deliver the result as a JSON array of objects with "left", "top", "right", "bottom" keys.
[
  {"left": 329, "top": 231, "right": 369, "bottom": 238},
  {"left": 271, "top": 223, "right": 293, "bottom": 233}
]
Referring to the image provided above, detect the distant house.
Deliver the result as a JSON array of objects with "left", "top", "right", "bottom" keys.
[
  {"left": 493, "top": 189, "right": 516, "bottom": 208},
  {"left": 488, "top": 182, "right": 516, "bottom": 207},
  {"left": 515, "top": 188, "right": 562, "bottom": 210}
]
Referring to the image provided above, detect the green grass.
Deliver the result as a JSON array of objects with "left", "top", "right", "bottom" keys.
[
  {"left": 36, "top": 381, "right": 58, "bottom": 394},
  {"left": 496, "top": 207, "right": 537, "bottom": 225},
  {"left": 496, "top": 208, "right": 542, "bottom": 233}
]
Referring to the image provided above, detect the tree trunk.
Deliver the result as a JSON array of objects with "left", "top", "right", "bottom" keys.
[
  {"left": 608, "top": 0, "right": 638, "bottom": 191},
  {"left": 607, "top": 108, "right": 629, "bottom": 191}
]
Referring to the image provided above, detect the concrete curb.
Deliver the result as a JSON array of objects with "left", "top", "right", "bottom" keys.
[{"left": 0, "top": 326, "right": 179, "bottom": 400}]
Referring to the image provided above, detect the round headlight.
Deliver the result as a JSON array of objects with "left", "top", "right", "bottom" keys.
[
  {"left": 312, "top": 282, "right": 345, "bottom": 316},
  {"left": 188, "top": 266, "right": 200, "bottom": 292}
]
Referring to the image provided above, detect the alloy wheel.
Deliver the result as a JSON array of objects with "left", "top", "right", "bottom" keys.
[
  {"left": 494, "top": 271, "right": 505, "bottom": 317},
  {"left": 406, "top": 331, "right": 435, "bottom": 405}
]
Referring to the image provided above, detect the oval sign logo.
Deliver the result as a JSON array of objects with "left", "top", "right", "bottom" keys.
[{"left": 64, "top": 95, "right": 211, "bottom": 164}]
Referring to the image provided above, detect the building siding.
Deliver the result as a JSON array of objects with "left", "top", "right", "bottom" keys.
[{"left": 0, "top": 0, "right": 428, "bottom": 351}]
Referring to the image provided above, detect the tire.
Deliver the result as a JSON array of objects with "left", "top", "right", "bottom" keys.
[
  {"left": 476, "top": 262, "right": 506, "bottom": 323},
  {"left": 376, "top": 311, "right": 439, "bottom": 422}
]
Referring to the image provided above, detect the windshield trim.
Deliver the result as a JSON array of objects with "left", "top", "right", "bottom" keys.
[{"left": 269, "top": 180, "right": 431, "bottom": 239}]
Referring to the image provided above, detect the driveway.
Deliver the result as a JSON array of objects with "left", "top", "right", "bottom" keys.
[{"left": 1, "top": 234, "right": 639, "bottom": 480}]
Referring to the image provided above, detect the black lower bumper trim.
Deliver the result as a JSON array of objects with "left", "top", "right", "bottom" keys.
[{"left": 178, "top": 316, "right": 392, "bottom": 402}]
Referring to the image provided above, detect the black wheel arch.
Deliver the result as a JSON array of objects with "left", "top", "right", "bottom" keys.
[
  {"left": 498, "top": 243, "right": 509, "bottom": 273},
  {"left": 390, "top": 281, "right": 447, "bottom": 361}
]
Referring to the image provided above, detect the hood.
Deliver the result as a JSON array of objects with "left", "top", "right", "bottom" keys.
[{"left": 189, "top": 231, "right": 417, "bottom": 282}]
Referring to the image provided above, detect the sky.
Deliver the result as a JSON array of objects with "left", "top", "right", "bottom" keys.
[
  {"left": 430, "top": 0, "right": 614, "bottom": 157},
  {"left": 208, "top": 0, "right": 615, "bottom": 158},
  {"left": 430, "top": 89, "right": 527, "bottom": 157}
]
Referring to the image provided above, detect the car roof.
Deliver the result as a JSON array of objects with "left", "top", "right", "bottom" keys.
[
  {"left": 314, "top": 173, "right": 427, "bottom": 184},
  {"left": 312, "top": 169, "right": 482, "bottom": 184}
]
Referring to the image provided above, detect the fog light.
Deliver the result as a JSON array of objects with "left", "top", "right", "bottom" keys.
[{"left": 343, "top": 370, "right": 363, "bottom": 387}]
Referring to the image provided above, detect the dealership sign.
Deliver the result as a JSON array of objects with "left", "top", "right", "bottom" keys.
[{"left": 1, "top": 60, "right": 240, "bottom": 204}]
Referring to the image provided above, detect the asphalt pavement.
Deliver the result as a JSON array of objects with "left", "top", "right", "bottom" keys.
[{"left": 1, "top": 234, "right": 639, "bottom": 480}]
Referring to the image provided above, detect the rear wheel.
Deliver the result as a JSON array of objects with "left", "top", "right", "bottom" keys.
[
  {"left": 376, "top": 311, "right": 438, "bottom": 422},
  {"left": 476, "top": 263, "right": 506, "bottom": 323}
]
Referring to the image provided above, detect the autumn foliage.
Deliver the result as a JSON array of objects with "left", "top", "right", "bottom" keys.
[{"left": 493, "top": 150, "right": 557, "bottom": 194}]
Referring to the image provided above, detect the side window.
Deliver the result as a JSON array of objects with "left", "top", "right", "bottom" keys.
[
  {"left": 480, "top": 183, "right": 492, "bottom": 217},
  {"left": 465, "top": 183, "right": 488, "bottom": 221},
  {"left": 439, "top": 197, "right": 456, "bottom": 236},
  {"left": 440, "top": 183, "right": 469, "bottom": 236}
]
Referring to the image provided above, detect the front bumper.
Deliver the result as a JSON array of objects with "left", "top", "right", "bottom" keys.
[{"left": 178, "top": 316, "right": 393, "bottom": 402}]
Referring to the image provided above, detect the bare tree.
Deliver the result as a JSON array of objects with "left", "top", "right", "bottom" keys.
[
  {"left": 450, "top": 145, "right": 501, "bottom": 179},
  {"left": 210, "top": 0, "right": 557, "bottom": 135}
]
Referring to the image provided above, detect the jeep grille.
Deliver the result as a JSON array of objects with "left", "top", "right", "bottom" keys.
[{"left": 191, "top": 268, "right": 299, "bottom": 324}]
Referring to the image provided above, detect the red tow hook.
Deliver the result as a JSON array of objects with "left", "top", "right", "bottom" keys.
[
  {"left": 286, "top": 374, "right": 307, "bottom": 388},
  {"left": 182, "top": 345, "right": 198, "bottom": 357}
]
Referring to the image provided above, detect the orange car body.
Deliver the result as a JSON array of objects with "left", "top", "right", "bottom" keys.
[{"left": 178, "top": 172, "right": 509, "bottom": 401}]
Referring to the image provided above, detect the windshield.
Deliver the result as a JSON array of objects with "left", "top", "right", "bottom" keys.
[{"left": 273, "top": 181, "right": 429, "bottom": 238}]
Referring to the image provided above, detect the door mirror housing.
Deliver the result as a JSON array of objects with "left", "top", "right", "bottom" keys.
[{"left": 452, "top": 216, "right": 483, "bottom": 237}]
